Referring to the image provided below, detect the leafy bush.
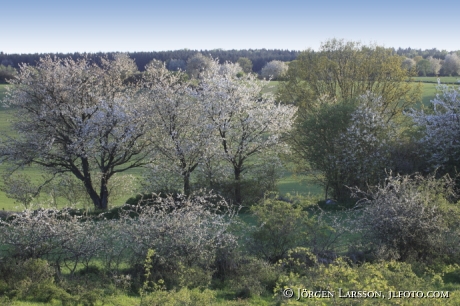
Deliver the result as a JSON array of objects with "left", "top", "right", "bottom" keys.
[
  {"left": 248, "top": 194, "right": 347, "bottom": 266},
  {"left": 0, "top": 258, "right": 72, "bottom": 303},
  {"left": 275, "top": 259, "right": 441, "bottom": 305},
  {"left": 141, "top": 287, "right": 217, "bottom": 306},
  {"left": 290, "top": 93, "right": 396, "bottom": 200},
  {"left": 248, "top": 196, "right": 316, "bottom": 263},
  {"left": 276, "top": 247, "right": 317, "bottom": 276},
  {"left": 224, "top": 257, "right": 280, "bottom": 298}
]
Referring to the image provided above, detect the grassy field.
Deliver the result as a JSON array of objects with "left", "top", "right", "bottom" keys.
[
  {"left": 414, "top": 76, "right": 460, "bottom": 84},
  {"left": 420, "top": 81, "right": 438, "bottom": 106},
  {"left": 412, "top": 77, "right": 460, "bottom": 107},
  {"left": 0, "top": 84, "right": 7, "bottom": 96}
]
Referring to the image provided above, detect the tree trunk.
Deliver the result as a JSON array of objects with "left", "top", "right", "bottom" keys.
[
  {"left": 79, "top": 157, "right": 105, "bottom": 210},
  {"left": 234, "top": 166, "right": 242, "bottom": 205},
  {"left": 82, "top": 176, "right": 102, "bottom": 209},
  {"left": 183, "top": 171, "right": 191, "bottom": 196},
  {"left": 99, "top": 179, "right": 109, "bottom": 210}
]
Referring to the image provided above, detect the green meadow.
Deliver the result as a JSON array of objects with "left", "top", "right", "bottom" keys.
[{"left": 414, "top": 76, "right": 460, "bottom": 84}]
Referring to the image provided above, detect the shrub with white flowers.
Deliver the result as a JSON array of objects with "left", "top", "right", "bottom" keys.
[
  {"left": 407, "top": 85, "right": 460, "bottom": 172},
  {"left": 351, "top": 172, "right": 460, "bottom": 262},
  {"left": 291, "top": 92, "right": 394, "bottom": 200},
  {"left": 0, "top": 192, "right": 238, "bottom": 287},
  {"left": 334, "top": 92, "right": 395, "bottom": 193}
]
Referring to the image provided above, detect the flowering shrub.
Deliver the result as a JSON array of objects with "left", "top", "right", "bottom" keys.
[
  {"left": 407, "top": 85, "right": 460, "bottom": 173},
  {"left": 291, "top": 92, "right": 394, "bottom": 199},
  {"left": 352, "top": 172, "right": 460, "bottom": 262},
  {"left": 334, "top": 92, "right": 395, "bottom": 193},
  {"left": 118, "top": 192, "right": 238, "bottom": 287},
  {"left": 0, "top": 192, "right": 238, "bottom": 289}
]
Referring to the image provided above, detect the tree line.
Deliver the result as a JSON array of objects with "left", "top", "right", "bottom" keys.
[
  {"left": 0, "top": 49, "right": 298, "bottom": 76},
  {"left": 2, "top": 46, "right": 460, "bottom": 84}
]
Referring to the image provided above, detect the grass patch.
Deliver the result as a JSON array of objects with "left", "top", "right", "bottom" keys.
[
  {"left": 414, "top": 76, "right": 460, "bottom": 84},
  {"left": 8, "top": 296, "right": 143, "bottom": 305},
  {"left": 420, "top": 82, "right": 438, "bottom": 107},
  {"left": 0, "top": 84, "right": 8, "bottom": 102},
  {"left": 277, "top": 173, "right": 322, "bottom": 197},
  {"left": 261, "top": 80, "right": 279, "bottom": 94}
]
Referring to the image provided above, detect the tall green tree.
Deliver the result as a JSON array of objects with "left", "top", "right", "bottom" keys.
[
  {"left": 278, "top": 39, "right": 421, "bottom": 119},
  {"left": 283, "top": 39, "right": 421, "bottom": 199},
  {"left": 416, "top": 59, "right": 431, "bottom": 76},
  {"left": 237, "top": 57, "right": 253, "bottom": 74}
]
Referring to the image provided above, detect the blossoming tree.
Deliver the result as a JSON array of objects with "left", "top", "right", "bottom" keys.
[
  {"left": 197, "top": 60, "right": 297, "bottom": 204},
  {"left": 1, "top": 55, "right": 153, "bottom": 210},
  {"left": 407, "top": 85, "right": 460, "bottom": 171}
]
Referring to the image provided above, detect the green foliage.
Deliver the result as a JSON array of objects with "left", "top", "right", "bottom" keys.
[
  {"left": 288, "top": 101, "right": 355, "bottom": 199},
  {"left": 248, "top": 194, "right": 347, "bottom": 267},
  {"left": 140, "top": 249, "right": 166, "bottom": 302},
  {"left": 140, "top": 250, "right": 215, "bottom": 303},
  {"left": 283, "top": 42, "right": 422, "bottom": 202},
  {"left": 276, "top": 247, "right": 317, "bottom": 276},
  {"left": 0, "top": 65, "right": 17, "bottom": 84},
  {"left": 289, "top": 91, "right": 408, "bottom": 200},
  {"left": 417, "top": 59, "right": 431, "bottom": 76},
  {"left": 237, "top": 57, "right": 253, "bottom": 74},
  {"left": 274, "top": 259, "right": 443, "bottom": 305},
  {"left": 223, "top": 257, "right": 280, "bottom": 298},
  {"left": 278, "top": 38, "right": 421, "bottom": 116},
  {"left": 141, "top": 248, "right": 214, "bottom": 291},
  {"left": 249, "top": 196, "right": 316, "bottom": 263},
  {"left": 0, "top": 258, "right": 72, "bottom": 303},
  {"left": 141, "top": 287, "right": 217, "bottom": 306}
]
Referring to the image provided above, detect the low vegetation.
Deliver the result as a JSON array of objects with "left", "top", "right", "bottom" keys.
[{"left": 1, "top": 187, "right": 460, "bottom": 305}]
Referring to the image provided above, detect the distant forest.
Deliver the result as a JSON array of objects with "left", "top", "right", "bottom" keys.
[
  {"left": 395, "top": 47, "right": 457, "bottom": 59},
  {"left": 1, "top": 47, "right": 459, "bottom": 84},
  {"left": 0, "top": 49, "right": 299, "bottom": 73}
]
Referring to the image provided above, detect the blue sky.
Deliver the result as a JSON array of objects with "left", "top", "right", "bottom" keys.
[{"left": 2, "top": 0, "right": 458, "bottom": 53}]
